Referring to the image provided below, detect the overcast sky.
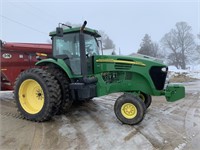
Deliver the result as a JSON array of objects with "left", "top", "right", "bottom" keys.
[{"left": 0, "top": 0, "right": 199, "bottom": 55}]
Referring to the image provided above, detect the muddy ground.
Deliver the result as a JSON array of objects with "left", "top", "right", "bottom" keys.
[{"left": 0, "top": 80, "right": 200, "bottom": 150}]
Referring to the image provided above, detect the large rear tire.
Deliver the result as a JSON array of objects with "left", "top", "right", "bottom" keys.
[
  {"left": 47, "top": 66, "right": 73, "bottom": 113},
  {"left": 114, "top": 94, "right": 146, "bottom": 125},
  {"left": 14, "top": 68, "right": 61, "bottom": 121}
]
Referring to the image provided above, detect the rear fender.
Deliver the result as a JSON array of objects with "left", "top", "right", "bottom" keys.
[{"left": 36, "top": 58, "right": 73, "bottom": 78}]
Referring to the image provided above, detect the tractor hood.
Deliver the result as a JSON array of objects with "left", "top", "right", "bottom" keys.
[
  {"left": 94, "top": 54, "right": 166, "bottom": 70},
  {"left": 93, "top": 54, "right": 169, "bottom": 97}
]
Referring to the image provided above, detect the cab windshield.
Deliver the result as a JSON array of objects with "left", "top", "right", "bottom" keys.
[
  {"left": 53, "top": 33, "right": 99, "bottom": 57},
  {"left": 53, "top": 33, "right": 99, "bottom": 75}
]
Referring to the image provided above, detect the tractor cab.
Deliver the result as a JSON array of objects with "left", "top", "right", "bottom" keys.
[
  {"left": 50, "top": 22, "right": 101, "bottom": 76},
  {"left": 48, "top": 21, "right": 100, "bottom": 100}
]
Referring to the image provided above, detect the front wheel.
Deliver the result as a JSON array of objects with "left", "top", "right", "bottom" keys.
[
  {"left": 114, "top": 94, "right": 146, "bottom": 125},
  {"left": 139, "top": 92, "right": 152, "bottom": 108}
]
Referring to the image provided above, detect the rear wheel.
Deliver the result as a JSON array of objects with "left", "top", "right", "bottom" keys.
[
  {"left": 47, "top": 66, "right": 73, "bottom": 113},
  {"left": 114, "top": 94, "right": 146, "bottom": 125},
  {"left": 139, "top": 92, "right": 152, "bottom": 108},
  {"left": 14, "top": 68, "right": 61, "bottom": 121}
]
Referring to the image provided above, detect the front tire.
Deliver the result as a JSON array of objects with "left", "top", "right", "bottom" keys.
[
  {"left": 14, "top": 68, "right": 61, "bottom": 121},
  {"left": 114, "top": 94, "right": 146, "bottom": 125},
  {"left": 139, "top": 92, "right": 152, "bottom": 108}
]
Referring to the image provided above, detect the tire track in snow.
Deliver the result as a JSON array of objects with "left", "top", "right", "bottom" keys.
[
  {"left": 183, "top": 93, "right": 200, "bottom": 149},
  {"left": 30, "top": 123, "right": 45, "bottom": 149}
]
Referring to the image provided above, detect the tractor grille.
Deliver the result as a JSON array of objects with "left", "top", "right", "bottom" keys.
[
  {"left": 149, "top": 66, "right": 168, "bottom": 90},
  {"left": 115, "top": 63, "right": 132, "bottom": 70}
]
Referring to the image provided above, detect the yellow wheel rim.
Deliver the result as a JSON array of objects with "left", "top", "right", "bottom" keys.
[
  {"left": 139, "top": 94, "right": 145, "bottom": 102},
  {"left": 19, "top": 79, "right": 44, "bottom": 114},
  {"left": 121, "top": 103, "right": 137, "bottom": 119}
]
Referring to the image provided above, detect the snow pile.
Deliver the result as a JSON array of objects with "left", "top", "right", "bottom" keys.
[{"left": 168, "top": 65, "right": 200, "bottom": 80}]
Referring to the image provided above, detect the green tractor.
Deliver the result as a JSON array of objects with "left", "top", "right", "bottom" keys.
[{"left": 14, "top": 21, "right": 185, "bottom": 125}]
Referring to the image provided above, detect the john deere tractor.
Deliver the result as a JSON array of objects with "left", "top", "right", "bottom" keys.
[{"left": 14, "top": 21, "right": 185, "bottom": 125}]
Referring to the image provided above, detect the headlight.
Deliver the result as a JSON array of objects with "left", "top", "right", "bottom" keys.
[{"left": 161, "top": 67, "right": 167, "bottom": 72}]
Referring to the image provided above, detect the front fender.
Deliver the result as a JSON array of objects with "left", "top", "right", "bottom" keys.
[{"left": 36, "top": 58, "right": 73, "bottom": 78}]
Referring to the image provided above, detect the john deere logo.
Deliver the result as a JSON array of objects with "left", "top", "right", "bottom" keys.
[{"left": 2, "top": 53, "right": 12, "bottom": 59}]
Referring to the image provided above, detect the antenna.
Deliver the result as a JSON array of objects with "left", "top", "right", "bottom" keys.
[{"left": 58, "top": 23, "right": 72, "bottom": 29}]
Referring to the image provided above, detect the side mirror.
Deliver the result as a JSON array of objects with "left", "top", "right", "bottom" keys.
[{"left": 56, "top": 27, "right": 63, "bottom": 37}]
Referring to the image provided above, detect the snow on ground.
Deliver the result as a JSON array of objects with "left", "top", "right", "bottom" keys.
[
  {"left": 0, "top": 91, "right": 14, "bottom": 101},
  {"left": 168, "top": 65, "right": 200, "bottom": 80},
  {"left": 1, "top": 82, "right": 200, "bottom": 150}
]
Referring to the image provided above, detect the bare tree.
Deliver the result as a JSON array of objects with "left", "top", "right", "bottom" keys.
[
  {"left": 161, "top": 30, "right": 181, "bottom": 68},
  {"left": 62, "top": 22, "right": 115, "bottom": 50},
  {"left": 161, "top": 22, "right": 195, "bottom": 69},
  {"left": 137, "top": 34, "right": 162, "bottom": 58},
  {"left": 137, "top": 34, "right": 152, "bottom": 56},
  {"left": 99, "top": 30, "right": 115, "bottom": 49},
  {"left": 103, "top": 37, "right": 115, "bottom": 49},
  {"left": 198, "top": 34, "right": 200, "bottom": 39},
  {"left": 151, "top": 43, "right": 164, "bottom": 58},
  {"left": 197, "top": 33, "right": 200, "bottom": 55}
]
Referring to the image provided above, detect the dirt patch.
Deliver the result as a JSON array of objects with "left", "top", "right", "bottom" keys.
[{"left": 169, "top": 72, "right": 197, "bottom": 82}]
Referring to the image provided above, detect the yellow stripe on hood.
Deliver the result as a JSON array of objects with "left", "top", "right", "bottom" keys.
[{"left": 96, "top": 59, "right": 146, "bottom": 66}]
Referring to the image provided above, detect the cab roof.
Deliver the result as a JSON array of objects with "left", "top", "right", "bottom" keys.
[{"left": 49, "top": 27, "right": 101, "bottom": 37}]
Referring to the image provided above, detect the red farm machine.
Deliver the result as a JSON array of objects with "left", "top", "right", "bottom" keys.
[{"left": 0, "top": 40, "right": 52, "bottom": 90}]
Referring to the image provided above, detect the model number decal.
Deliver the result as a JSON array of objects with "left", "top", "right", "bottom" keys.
[{"left": 2, "top": 53, "right": 12, "bottom": 59}]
